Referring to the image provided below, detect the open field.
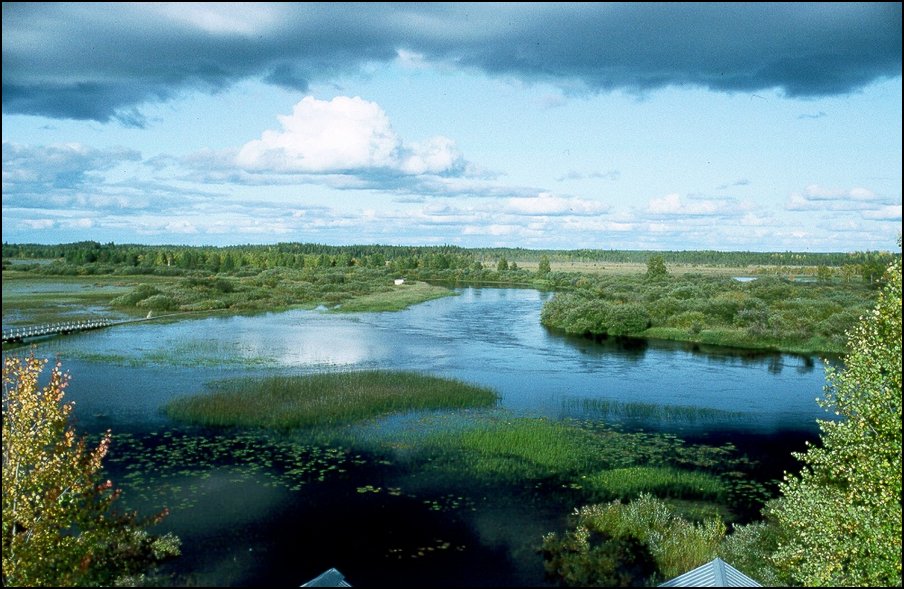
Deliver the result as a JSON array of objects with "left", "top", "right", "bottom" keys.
[{"left": 486, "top": 259, "right": 830, "bottom": 278}]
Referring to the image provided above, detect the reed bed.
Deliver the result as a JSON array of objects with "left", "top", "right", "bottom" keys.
[
  {"left": 165, "top": 371, "right": 498, "bottom": 429},
  {"left": 435, "top": 417, "right": 608, "bottom": 480},
  {"left": 583, "top": 466, "right": 727, "bottom": 501}
]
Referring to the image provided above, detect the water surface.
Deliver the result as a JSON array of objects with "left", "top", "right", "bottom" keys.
[{"left": 4, "top": 287, "right": 830, "bottom": 586}]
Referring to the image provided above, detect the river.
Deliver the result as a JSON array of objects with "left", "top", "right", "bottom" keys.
[{"left": 3, "top": 287, "right": 831, "bottom": 586}]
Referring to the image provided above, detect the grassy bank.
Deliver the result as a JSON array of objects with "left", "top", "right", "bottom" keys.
[
  {"left": 332, "top": 281, "right": 455, "bottom": 312},
  {"left": 1, "top": 269, "right": 456, "bottom": 328},
  {"left": 165, "top": 371, "right": 498, "bottom": 429},
  {"left": 1, "top": 273, "right": 186, "bottom": 326}
]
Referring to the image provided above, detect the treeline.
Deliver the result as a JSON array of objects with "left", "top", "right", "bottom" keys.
[
  {"left": 1, "top": 241, "right": 479, "bottom": 275},
  {"left": 469, "top": 246, "right": 898, "bottom": 268},
  {"left": 3, "top": 241, "right": 899, "bottom": 275}
]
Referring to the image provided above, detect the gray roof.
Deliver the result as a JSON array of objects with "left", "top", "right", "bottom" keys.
[
  {"left": 659, "top": 557, "right": 762, "bottom": 587},
  {"left": 301, "top": 567, "right": 351, "bottom": 587}
]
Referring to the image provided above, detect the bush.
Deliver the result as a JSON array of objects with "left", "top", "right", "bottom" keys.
[
  {"left": 670, "top": 310, "right": 706, "bottom": 331},
  {"left": 607, "top": 303, "right": 650, "bottom": 335},
  {"left": 542, "top": 494, "right": 725, "bottom": 586},
  {"left": 719, "top": 520, "right": 786, "bottom": 587},
  {"left": 135, "top": 294, "right": 178, "bottom": 312},
  {"left": 110, "top": 284, "right": 161, "bottom": 307}
]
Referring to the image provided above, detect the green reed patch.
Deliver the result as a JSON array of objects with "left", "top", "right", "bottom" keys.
[
  {"left": 450, "top": 418, "right": 605, "bottom": 479},
  {"left": 417, "top": 417, "right": 622, "bottom": 483},
  {"left": 165, "top": 371, "right": 498, "bottom": 429},
  {"left": 583, "top": 466, "right": 727, "bottom": 502},
  {"left": 395, "top": 415, "right": 769, "bottom": 517}
]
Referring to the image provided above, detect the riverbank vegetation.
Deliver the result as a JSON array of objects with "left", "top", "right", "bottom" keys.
[
  {"left": 543, "top": 254, "right": 902, "bottom": 586},
  {"left": 4, "top": 241, "right": 897, "bottom": 354},
  {"left": 542, "top": 493, "right": 726, "bottom": 586},
  {"left": 539, "top": 271, "right": 878, "bottom": 354}
]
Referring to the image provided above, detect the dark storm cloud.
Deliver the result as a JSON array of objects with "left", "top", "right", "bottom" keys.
[{"left": 3, "top": 3, "right": 900, "bottom": 123}]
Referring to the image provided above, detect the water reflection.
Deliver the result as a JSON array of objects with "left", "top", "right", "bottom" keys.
[{"left": 560, "top": 331, "right": 650, "bottom": 362}]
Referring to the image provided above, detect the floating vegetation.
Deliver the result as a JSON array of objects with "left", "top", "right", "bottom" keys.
[
  {"left": 355, "top": 485, "right": 405, "bottom": 496},
  {"left": 165, "top": 371, "right": 499, "bottom": 429},
  {"left": 63, "top": 341, "right": 278, "bottom": 368},
  {"left": 103, "top": 429, "right": 368, "bottom": 513},
  {"left": 377, "top": 415, "right": 773, "bottom": 519},
  {"left": 386, "top": 539, "right": 464, "bottom": 560},
  {"left": 422, "top": 493, "right": 477, "bottom": 513}
]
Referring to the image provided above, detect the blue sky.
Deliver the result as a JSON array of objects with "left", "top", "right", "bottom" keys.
[{"left": 2, "top": 3, "right": 901, "bottom": 251}]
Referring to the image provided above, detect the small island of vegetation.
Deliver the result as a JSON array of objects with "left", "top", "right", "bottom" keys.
[{"left": 164, "top": 371, "right": 498, "bottom": 429}]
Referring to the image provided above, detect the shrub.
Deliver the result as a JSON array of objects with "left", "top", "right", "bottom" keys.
[
  {"left": 135, "top": 294, "right": 178, "bottom": 312},
  {"left": 110, "top": 284, "right": 161, "bottom": 307},
  {"left": 2, "top": 355, "right": 179, "bottom": 586},
  {"left": 542, "top": 493, "right": 724, "bottom": 586}
]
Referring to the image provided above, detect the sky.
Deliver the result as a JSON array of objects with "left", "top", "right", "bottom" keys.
[{"left": 2, "top": 3, "right": 901, "bottom": 252}]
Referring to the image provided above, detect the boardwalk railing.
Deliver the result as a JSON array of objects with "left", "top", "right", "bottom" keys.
[{"left": 2, "top": 319, "right": 114, "bottom": 344}]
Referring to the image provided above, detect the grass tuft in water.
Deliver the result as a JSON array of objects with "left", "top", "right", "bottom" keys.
[
  {"left": 165, "top": 371, "right": 498, "bottom": 429},
  {"left": 583, "top": 466, "right": 727, "bottom": 502}
]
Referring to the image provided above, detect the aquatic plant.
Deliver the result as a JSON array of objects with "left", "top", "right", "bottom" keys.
[
  {"left": 165, "top": 371, "right": 498, "bottom": 428},
  {"left": 582, "top": 466, "right": 727, "bottom": 502}
]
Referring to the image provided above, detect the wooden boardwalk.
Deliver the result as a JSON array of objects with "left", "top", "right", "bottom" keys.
[{"left": 2, "top": 319, "right": 114, "bottom": 344}]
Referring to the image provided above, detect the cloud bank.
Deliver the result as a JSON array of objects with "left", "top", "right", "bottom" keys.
[{"left": 4, "top": 3, "right": 900, "bottom": 123}]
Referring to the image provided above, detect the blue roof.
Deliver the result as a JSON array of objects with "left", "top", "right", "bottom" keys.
[
  {"left": 301, "top": 567, "right": 351, "bottom": 587},
  {"left": 659, "top": 557, "right": 762, "bottom": 587}
]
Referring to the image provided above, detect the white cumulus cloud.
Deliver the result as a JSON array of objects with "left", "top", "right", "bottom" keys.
[
  {"left": 646, "top": 193, "right": 734, "bottom": 216},
  {"left": 236, "top": 96, "right": 464, "bottom": 176},
  {"left": 506, "top": 192, "right": 609, "bottom": 216}
]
